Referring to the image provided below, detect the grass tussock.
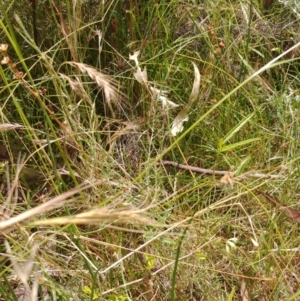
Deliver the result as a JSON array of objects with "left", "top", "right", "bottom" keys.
[{"left": 1, "top": 0, "right": 300, "bottom": 300}]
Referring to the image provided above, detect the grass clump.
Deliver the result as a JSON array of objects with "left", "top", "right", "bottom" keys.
[{"left": 1, "top": 0, "right": 300, "bottom": 300}]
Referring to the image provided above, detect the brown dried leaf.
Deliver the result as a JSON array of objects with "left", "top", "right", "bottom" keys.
[
  {"left": 0, "top": 44, "right": 8, "bottom": 52},
  {"left": 1, "top": 55, "right": 10, "bottom": 65},
  {"left": 279, "top": 206, "right": 300, "bottom": 224},
  {"left": 259, "top": 191, "right": 300, "bottom": 224},
  {"left": 220, "top": 172, "right": 234, "bottom": 187}
]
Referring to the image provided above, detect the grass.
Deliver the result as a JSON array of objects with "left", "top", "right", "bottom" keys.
[{"left": 1, "top": 0, "right": 300, "bottom": 300}]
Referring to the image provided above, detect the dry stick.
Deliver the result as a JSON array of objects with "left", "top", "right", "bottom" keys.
[{"left": 158, "top": 160, "right": 283, "bottom": 180}]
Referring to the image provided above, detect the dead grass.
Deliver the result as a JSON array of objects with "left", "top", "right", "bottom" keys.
[{"left": 1, "top": 0, "right": 300, "bottom": 300}]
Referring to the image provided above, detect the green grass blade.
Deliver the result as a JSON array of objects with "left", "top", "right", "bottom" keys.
[
  {"left": 219, "top": 138, "right": 260, "bottom": 152},
  {"left": 222, "top": 112, "right": 255, "bottom": 145}
]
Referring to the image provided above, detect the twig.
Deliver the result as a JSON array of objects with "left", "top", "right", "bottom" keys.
[{"left": 158, "top": 160, "right": 283, "bottom": 180}]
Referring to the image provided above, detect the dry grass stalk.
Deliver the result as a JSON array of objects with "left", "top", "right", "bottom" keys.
[
  {"left": 240, "top": 279, "right": 249, "bottom": 301},
  {"left": 51, "top": 0, "right": 79, "bottom": 62},
  {"left": 0, "top": 183, "right": 94, "bottom": 233},
  {"left": 59, "top": 73, "right": 92, "bottom": 105},
  {"left": 66, "top": 62, "right": 122, "bottom": 112},
  {"left": 34, "top": 206, "right": 163, "bottom": 227},
  {"left": 0, "top": 123, "right": 23, "bottom": 132},
  {"left": 5, "top": 241, "right": 40, "bottom": 301}
]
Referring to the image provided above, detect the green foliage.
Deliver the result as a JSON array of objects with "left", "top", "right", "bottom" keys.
[{"left": 1, "top": 0, "right": 300, "bottom": 300}]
